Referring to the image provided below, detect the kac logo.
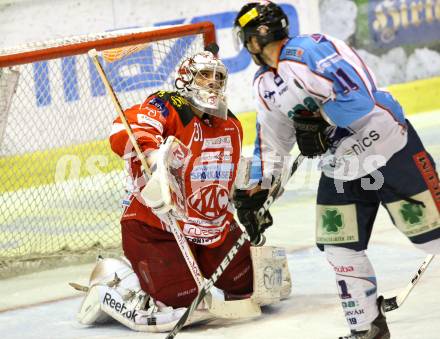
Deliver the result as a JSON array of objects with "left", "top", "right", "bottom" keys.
[{"left": 187, "top": 184, "right": 229, "bottom": 220}]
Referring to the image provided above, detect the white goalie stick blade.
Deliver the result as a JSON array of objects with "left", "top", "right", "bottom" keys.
[
  {"left": 205, "top": 295, "right": 261, "bottom": 319},
  {"left": 383, "top": 254, "right": 435, "bottom": 312}
]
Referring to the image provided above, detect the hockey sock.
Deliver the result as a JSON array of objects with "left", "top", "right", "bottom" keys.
[{"left": 325, "top": 245, "right": 379, "bottom": 331}]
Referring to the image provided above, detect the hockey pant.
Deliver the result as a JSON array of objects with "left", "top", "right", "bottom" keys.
[{"left": 121, "top": 219, "right": 254, "bottom": 308}]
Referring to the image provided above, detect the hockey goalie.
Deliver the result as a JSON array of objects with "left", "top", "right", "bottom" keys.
[{"left": 73, "top": 50, "right": 292, "bottom": 332}]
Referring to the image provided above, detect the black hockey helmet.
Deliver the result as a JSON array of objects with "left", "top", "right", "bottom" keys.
[{"left": 233, "top": 1, "right": 289, "bottom": 50}]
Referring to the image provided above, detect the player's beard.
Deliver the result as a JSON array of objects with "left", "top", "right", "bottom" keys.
[{"left": 251, "top": 53, "right": 266, "bottom": 66}]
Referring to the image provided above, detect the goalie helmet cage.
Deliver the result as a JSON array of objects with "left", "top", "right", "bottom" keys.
[{"left": 0, "top": 22, "right": 216, "bottom": 278}]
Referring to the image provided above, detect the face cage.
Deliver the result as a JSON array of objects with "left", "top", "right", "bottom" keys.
[
  {"left": 191, "top": 66, "right": 227, "bottom": 96},
  {"left": 185, "top": 65, "right": 228, "bottom": 120}
]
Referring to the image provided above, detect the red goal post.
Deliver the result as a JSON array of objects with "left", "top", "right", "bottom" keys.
[{"left": 0, "top": 22, "right": 216, "bottom": 278}]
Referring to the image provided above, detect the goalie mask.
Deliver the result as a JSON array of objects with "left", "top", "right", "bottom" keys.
[{"left": 175, "top": 51, "right": 228, "bottom": 120}]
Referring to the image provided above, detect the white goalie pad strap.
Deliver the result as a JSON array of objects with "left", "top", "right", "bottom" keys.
[
  {"left": 208, "top": 297, "right": 261, "bottom": 319},
  {"left": 250, "top": 246, "right": 292, "bottom": 305}
]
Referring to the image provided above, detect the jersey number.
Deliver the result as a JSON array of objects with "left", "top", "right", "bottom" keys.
[
  {"left": 338, "top": 280, "right": 352, "bottom": 299},
  {"left": 334, "top": 68, "right": 359, "bottom": 94},
  {"left": 193, "top": 122, "right": 203, "bottom": 142}
]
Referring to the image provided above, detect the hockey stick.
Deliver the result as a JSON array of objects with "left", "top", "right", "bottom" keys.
[
  {"left": 166, "top": 153, "right": 305, "bottom": 339},
  {"left": 256, "top": 154, "right": 304, "bottom": 220},
  {"left": 253, "top": 153, "right": 305, "bottom": 246},
  {"left": 88, "top": 49, "right": 205, "bottom": 288},
  {"left": 382, "top": 254, "right": 435, "bottom": 312}
]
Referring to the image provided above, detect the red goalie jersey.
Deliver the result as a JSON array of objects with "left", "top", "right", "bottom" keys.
[{"left": 109, "top": 90, "right": 243, "bottom": 247}]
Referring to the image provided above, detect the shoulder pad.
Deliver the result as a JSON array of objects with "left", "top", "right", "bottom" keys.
[
  {"left": 280, "top": 38, "right": 307, "bottom": 63},
  {"left": 153, "top": 91, "right": 194, "bottom": 126}
]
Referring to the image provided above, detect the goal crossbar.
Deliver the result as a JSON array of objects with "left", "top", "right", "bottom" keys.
[{"left": 0, "top": 22, "right": 216, "bottom": 67}]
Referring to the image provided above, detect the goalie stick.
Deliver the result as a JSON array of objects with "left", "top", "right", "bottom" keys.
[
  {"left": 88, "top": 48, "right": 205, "bottom": 289},
  {"left": 166, "top": 153, "right": 305, "bottom": 339},
  {"left": 382, "top": 254, "right": 435, "bottom": 312}
]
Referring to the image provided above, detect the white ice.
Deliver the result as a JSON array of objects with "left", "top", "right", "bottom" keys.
[{"left": 1, "top": 111, "right": 439, "bottom": 339}]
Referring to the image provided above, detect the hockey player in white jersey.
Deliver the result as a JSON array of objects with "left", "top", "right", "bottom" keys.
[{"left": 233, "top": 2, "right": 440, "bottom": 338}]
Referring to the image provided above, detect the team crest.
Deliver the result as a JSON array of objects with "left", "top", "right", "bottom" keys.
[{"left": 187, "top": 184, "right": 229, "bottom": 220}]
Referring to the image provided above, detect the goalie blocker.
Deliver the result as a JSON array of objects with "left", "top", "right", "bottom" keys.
[{"left": 73, "top": 246, "right": 291, "bottom": 333}]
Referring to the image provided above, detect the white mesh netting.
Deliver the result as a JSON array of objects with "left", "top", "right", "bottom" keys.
[{"left": 0, "top": 26, "right": 206, "bottom": 278}]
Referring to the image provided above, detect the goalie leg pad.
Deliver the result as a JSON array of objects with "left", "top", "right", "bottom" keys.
[
  {"left": 79, "top": 283, "right": 189, "bottom": 332},
  {"left": 77, "top": 256, "right": 145, "bottom": 325},
  {"left": 75, "top": 256, "right": 195, "bottom": 333},
  {"left": 250, "top": 246, "right": 292, "bottom": 305},
  {"left": 77, "top": 283, "right": 111, "bottom": 325}
]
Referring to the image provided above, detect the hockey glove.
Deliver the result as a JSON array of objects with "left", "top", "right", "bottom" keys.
[
  {"left": 293, "top": 113, "right": 329, "bottom": 158},
  {"left": 233, "top": 189, "right": 273, "bottom": 245}
]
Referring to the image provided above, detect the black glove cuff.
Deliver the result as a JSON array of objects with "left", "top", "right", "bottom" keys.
[{"left": 233, "top": 189, "right": 269, "bottom": 209}]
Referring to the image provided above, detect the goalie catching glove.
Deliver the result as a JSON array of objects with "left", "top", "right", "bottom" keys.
[
  {"left": 293, "top": 111, "right": 330, "bottom": 158},
  {"left": 233, "top": 189, "right": 273, "bottom": 245}
]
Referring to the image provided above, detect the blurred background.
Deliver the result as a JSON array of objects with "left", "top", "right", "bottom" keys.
[{"left": 1, "top": 0, "right": 439, "bottom": 115}]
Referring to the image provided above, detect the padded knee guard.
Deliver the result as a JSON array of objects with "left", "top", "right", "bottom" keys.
[{"left": 325, "top": 245, "right": 378, "bottom": 330}]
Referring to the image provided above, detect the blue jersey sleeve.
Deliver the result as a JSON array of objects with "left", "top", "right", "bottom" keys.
[{"left": 280, "top": 35, "right": 377, "bottom": 128}]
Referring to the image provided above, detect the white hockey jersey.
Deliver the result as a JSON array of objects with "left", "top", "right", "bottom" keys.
[{"left": 250, "top": 34, "right": 408, "bottom": 181}]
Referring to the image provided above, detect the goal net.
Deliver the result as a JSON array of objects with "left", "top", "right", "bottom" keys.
[{"left": 0, "top": 22, "right": 216, "bottom": 278}]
